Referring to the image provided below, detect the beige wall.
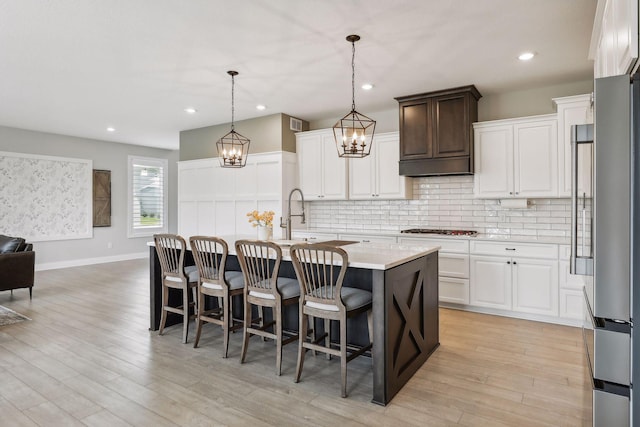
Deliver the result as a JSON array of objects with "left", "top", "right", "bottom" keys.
[
  {"left": 309, "top": 107, "right": 398, "bottom": 132},
  {"left": 281, "top": 113, "right": 309, "bottom": 153},
  {"left": 309, "top": 79, "right": 594, "bottom": 131},
  {"left": 478, "top": 79, "right": 594, "bottom": 121},
  {"left": 180, "top": 113, "right": 308, "bottom": 161}
]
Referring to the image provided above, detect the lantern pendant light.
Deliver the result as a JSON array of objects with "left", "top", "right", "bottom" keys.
[
  {"left": 333, "top": 34, "right": 376, "bottom": 158},
  {"left": 216, "top": 71, "right": 250, "bottom": 168}
]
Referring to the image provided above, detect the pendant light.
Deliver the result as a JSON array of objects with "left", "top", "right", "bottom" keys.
[
  {"left": 333, "top": 35, "right": 376, "bottom": 158},
  {"left": 216, "top": 71, "right": 250, "bottom": 168}
]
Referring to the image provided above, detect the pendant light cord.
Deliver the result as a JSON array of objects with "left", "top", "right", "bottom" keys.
[
  {"left": 231, "top": 74, "right": 235, "bottom": 131},
  {"left": 351, "top": 39, "right": 356, "bottom": 111}
]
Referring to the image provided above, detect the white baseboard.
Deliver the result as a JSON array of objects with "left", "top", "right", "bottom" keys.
[{"left": 35, "top": 252, "right": 147, "bottom": 271}]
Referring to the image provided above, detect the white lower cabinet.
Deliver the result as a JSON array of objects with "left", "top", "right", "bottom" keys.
[
  {"left": 512, "top": 257, "right": 558, "bottom": 316},
  {"left": 470, "top": 256, "right": 512, "bottom": 309},
  {"left": 439, "top": 277, "right": 470, "bottom": 305},
  {"left": 470, "top": 241, "right": 559, "bottom": 317},
  {"left": 558, "top": 245, "right": 586, "bottom": 320},
  {"left": 560, "top": 288, "right": 584, "bottom": 319},
  {"left": 470, "top": 255, "right": 558, "bottom": 316},
  {"left": 399, "top": 237, "right": 470, "bottom": 305}
]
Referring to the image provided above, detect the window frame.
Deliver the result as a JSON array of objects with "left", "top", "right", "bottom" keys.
[{"left": 127, "top": 155, "right": 169, "bottom": 238}]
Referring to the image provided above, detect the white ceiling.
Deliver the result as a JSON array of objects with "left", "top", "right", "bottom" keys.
[{"left": 0, "top": 0, "right": 596, "bottom": 150}]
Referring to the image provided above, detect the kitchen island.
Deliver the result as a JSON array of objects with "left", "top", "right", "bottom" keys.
[{"left": 148, "top": 237, "right": 440, "bottom": 405}]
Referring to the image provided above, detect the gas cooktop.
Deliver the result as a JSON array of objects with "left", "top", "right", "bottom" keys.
[{"left": 401, "top": 229, "right": 478, "bottom": 236}]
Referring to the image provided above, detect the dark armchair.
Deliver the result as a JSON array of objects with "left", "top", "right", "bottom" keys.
[{"left": 0, "top": 235, "right": 35, "bottom": 298}]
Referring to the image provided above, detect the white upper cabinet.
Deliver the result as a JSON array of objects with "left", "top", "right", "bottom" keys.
[
  {"left": 553, "top": 94, "right": 594, "bottom": 198},
  {"left": 513, "top": 119, "right": 558, "bottom": 197},
  {"left": 349, "top": 132, "right": 412, "bottom": 200},
  {"left": 473, "top": 125, "right": 514, "bottom": 198},
  {"left": 296, "top": 129, "right": 348, "bottom": 200},
  {"left": 474, "top": 115, "right": 558, "bottom": 198},
  {"left": 592, "top": 0, "right": 639, "bottom": 77}
]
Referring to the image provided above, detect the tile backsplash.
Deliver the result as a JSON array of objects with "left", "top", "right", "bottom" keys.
[{"left": 306, "top": 176, "right": 573, "bottom": 240}]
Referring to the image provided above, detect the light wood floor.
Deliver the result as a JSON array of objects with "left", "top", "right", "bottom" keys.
[{"left": 0, "top": 259, "right": 592, "bottom": 426}]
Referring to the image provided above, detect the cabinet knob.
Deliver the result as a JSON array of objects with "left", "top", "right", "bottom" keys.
[
  {"left": 513, "top": 261, "right": 517, "bottom": 265},
  {"left": 515, "top": 192, "right": 519, "bottom": 195},
  {"left": 509, "top": 192, "right": 513, "bottom": 195},
  {"left": 507, "top": 261, "right": 511, "bottom": 264},
  {"left": 372, "top": 194, "right": 376, "bottom": 197}
]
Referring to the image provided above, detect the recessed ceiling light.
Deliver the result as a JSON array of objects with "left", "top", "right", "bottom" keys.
[
  {"left": 106, "top": 127, "right": 115, "bottom": 132},
  {"left": 518, "top": 52, "right": 535, "bottom": 61},
  {"left": 184, "top": 108, "right": 197, "bottom": 114},
  {"left": 361, "top": 83, "right": 374, "bottom": 90},
  {"left": 256, "top": 104, "right": 267, "bottom": 111}
]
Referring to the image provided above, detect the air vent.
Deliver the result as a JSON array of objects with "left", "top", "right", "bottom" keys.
[{"left": 290, "top": 117, "right": 302, "bottom": 132}]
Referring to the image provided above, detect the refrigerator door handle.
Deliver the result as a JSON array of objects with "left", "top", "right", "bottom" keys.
[{"left": 570, "top": 124, "right": 594, "bottom": 276}]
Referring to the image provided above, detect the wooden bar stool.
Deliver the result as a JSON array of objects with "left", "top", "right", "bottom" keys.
[
  {"left": 190, "top": 236, "right": 244, "bottom": 357},
  {"left": 154, "top": 234, "right": 199, "bottom": 344},
  {"left": 289, "top": 243, "right": 373, "bottom": 397},
  {"left": 235, "top": 239, "right": 300, "bottom": 375}
]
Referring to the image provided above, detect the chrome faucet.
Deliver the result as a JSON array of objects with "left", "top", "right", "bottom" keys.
[{"left": 281, "top": 188, "right": 305, "bottom": 240}]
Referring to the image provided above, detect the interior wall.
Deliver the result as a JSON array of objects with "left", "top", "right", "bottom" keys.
[
  {"left": 281, "top": 113, "right": 309, "bottom": 153},
  {"left": 0, "top": 125, "right": 179, "bottom": 268},
  {"left": 478, "top": 79, "right": 594, "bottom": 121},
  {"left": 308, "top": 79, "right": 595, "bottom": 130},
  {"left": 180, "top": 113, "right": 284, "bottom": 161},
  {"left": 309, "top": 107, "right": 399, "bottom": 132}
]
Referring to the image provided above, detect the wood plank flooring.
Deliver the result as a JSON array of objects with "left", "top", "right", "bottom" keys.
[{"left": 0, "top": 259, "right": 592, "bottom": 426}]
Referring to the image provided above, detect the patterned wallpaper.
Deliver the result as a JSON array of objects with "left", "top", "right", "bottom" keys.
[{"left": 0, "top": 151, "right": 92, "bottom": 241}]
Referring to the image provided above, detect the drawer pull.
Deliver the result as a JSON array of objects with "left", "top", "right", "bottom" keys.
[
  {"left": 362, "top": 239, "right": 370, "bottom": 243},
  {"left": 506, "top": 248, "right": 516, "bottom": 251}
]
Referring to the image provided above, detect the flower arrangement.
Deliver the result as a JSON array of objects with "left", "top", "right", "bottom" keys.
[{"left": 246, "top": 210, "right": 275, "bottom": 227}]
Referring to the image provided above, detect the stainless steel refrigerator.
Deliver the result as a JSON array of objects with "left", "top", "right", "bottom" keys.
[{"left": 572, "top": 74, "right": 639, "bottom": 426}]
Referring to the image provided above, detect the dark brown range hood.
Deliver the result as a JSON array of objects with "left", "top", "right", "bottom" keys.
[{"left": 395, "top": 85, "right": 481, "bottom": 176}]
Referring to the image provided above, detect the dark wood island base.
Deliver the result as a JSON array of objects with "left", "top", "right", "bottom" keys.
[{"left": 149, "top": 242, "right": 439, "bottom": 405}]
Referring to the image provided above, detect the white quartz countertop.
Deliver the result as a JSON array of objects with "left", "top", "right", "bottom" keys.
[
  {"left": 293, "top": 228, "right": 569, "bottom": 245},
  {"left": 149, "top": 235, "right": 440, "bottom": 271}
]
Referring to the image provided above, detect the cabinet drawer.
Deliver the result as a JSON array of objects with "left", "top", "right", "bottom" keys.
[
  {"left": 470, "top": 241, "right": 558, "bottom": 259},
  {"left": 440, "top": 254, "right": 469, "bottom": 278},
  {"left": 398, "top": 237, "right": 469, "bottom": 253},
  {"left": 339, "top": 234, "right": 397, "bottom": 244},
  {"left": 291, "top": 231, "right": 339, "bottom": 241},
  {"left": 439, "top": 277, "right": 469, "bottom": 305}
]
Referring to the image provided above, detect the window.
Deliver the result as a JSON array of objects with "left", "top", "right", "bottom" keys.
[{"left": 128, "top": 156, "right": 168, "bottom": 238}]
